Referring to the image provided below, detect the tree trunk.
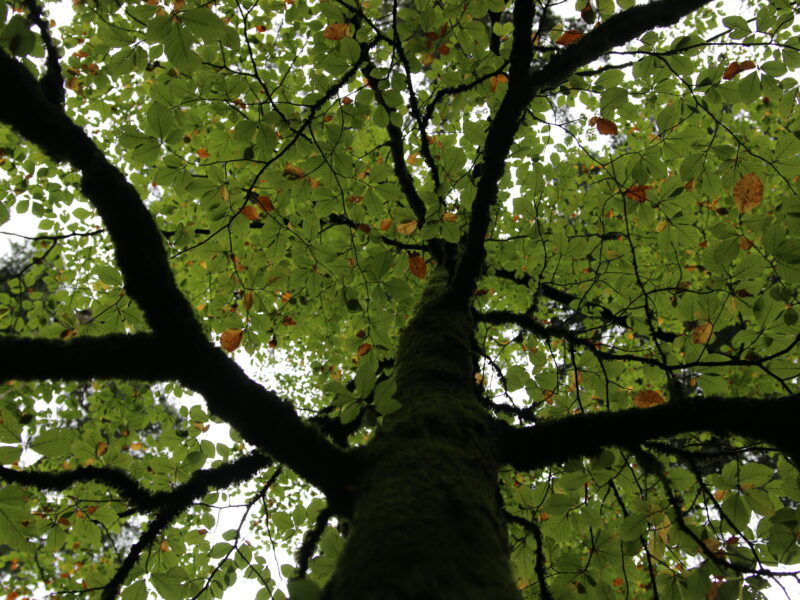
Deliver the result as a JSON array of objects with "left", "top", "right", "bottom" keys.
[{"left": 326, "top": 269, "right": 520, "bottom": 599}]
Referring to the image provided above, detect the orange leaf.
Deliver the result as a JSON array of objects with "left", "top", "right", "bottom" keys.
[
  {"left": 438, "top": 43, "right": 450, "bottom": 55},
  {"left": 159, "top": 540, "right": 170, "bottom": 552},
  {"left": 407, "top": 153, "right": 418, "bottom": 165},
  {"left": 283, "top": 164, "right": 306, "bottom": 180},
  {"left": 733, "top": 173, "right": 762, "bottom": 214},
  {"left": 593, "top": 117, "right": 618, "bottom": 135},
  {"left": 396, "top": 220, "right": 418, "bottom": 235},
  {"left": 379, "top": 218, "right": 393, "bottom": 231},
  {"left": 323, "top": 23, "right": 348, "bottom": 40},
  {"left": 95, "top": 441, "right": 108, "bottom": 456},
  {"left": 490, "top": 74, "right": 508, "bottom": 93},
  {"left": 692, "top": 321, "right": 713, "bottom": 344},
  {"left": 739, "top": 60, "right": 756, "bottom": 71},
  {"left": 129, "top": 442, "right": 143, "bottom": 451},
  {"left": 342, "top": 97, "right": 353, "bottom": 105},
  {"left": 442, "top": 212, "right": 457, "bottom": 222},
  {"left": 357, "top": 343, "right": 372, "bottom": 356},
  {"left": 255, "top": 24, "right": 266, "bottom": 32},
  {"left": 555, "top": 30, "right": 583, "bottom": 46},
  {"left": 632, "top": 390, "right": 665, "bottom": 408},
  {"left": 408, "top": 252, "right": 427, "bottom": 278},
  {"left": 220, "top": 329, "right": 243, "bottom": 352},
  {"left": 624, "top": 184, "right": 652, "bottom": 203},
  {"left": 240, "top": 205, "right": 260, "bottom": 220},
  {"left": 308, "top": 177, "right": 321, "bottom": 188},
  {"left": 197, "top": 148, "right": 210, "bottom": 159}
]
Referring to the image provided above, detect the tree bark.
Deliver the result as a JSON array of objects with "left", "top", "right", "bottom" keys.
[{"left": 326, "top": 269, "right": 519, "bottom": 599}]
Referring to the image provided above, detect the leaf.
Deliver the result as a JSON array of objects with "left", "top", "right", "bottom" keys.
[
  {"left": 723, "top": 60, "right": 756, "bottom": 80},
  {"left": 408, "top": 253, "right": 427, "bottom": 278},
  {"left": 31, "top": 429, "right": 77, "bottom": 458},
  {"left": 733, "top": 173, "right": 762, "bottom": 213},
  {"left": 555, "top": 30, "right": 584, "bottom": 46},
  {"left": 283, "top": 164, "right": 306, "bottom": 180},
  {"left": 379, "top": 218, "right": 393, "bottom": 231},
  {"left": 197, "top": 148, "right": 210, "bottom": 159},
  {"left": 396, "top": 220, "right": 418, "bottom": 235},
  {"left": 240, "top": 205, "right": 261, "bottom": 220},
  {"left": 633, "top": 390, "right": 665, "bottom": 408},
  {"left": 692, "top": 321, "right": 713, "bottom": 344},
  {"left": 623, "top": 185, "right": 652, "bottom": 202},
  {"left": 257, "top": 195, "right": 274, "bottom": 211},
  {"left": 220, "top": 329, "right": 243, "bottom": 352},
  {"left": 357, "top": 343, "right": 372, "bottom": 356},
  {"left": 490, "top": 74, "right": 508, "bottom": 93},
  {"left": 324, "top": 23, "right": 349, "bottom": 41},
  {"left": 590, "top": 117, "right": 618, "bottom": 135}
]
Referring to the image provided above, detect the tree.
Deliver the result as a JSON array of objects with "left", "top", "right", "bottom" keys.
[{"left": 0, "top": 0, "right": 799, "bottom": 597}]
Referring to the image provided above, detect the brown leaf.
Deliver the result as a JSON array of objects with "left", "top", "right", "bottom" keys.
[
  {"left": 632, "top": 390, "right": 665, "bottom": 408},
  {"left": 257, "top": 195, "right": 274, "bottom": 212},
  {"left": 242, "top": 291, "right": 254, "bottom": 311},
  {"left": 624, "top": 184, "right": 652, "bottom": 203},
  {"left": 555, "top": 30, "right": 584, "bottom": 46},
  {"left": 723, "top": 61, "right": 741, "bottom": 80},
  {"left": 580, "top": 3, "right": 595, "bottom": 24},
  {"left": 282, "top": 316, "right": 297, "bottom": 326},
  {"left": 692, "top": 321, "right": 713, "bottom": 344},
  {"left": 220, "top": 329, "right": 243, "bottom": 352},
  {"left": 240, "top": 205, "right": 260, "bottom": 220},
  {"left": 396, "top": 220, "right": 418, "bottom": 235},
  {"left": 323, "top": 23, "right": 348, "bottom": 40},
  {"left": 593, "top": 117, "right": 618, "bottom": 135},
  {"left": 739, "top": 60, "right": 756, "bottom": 71},
  {"left": 733, "top": 173, "right": 762, "bottom": 214},
  {"left": 738, "top": 236, "right": 753, "bottom": 250},
  {"left": 283, "top": 164, "right": 306, "bottom": 180},
  {"left": 442, "top": 212, "right": 458, "bottom": 222},
  {"left": 357, "top": 343, "right": 372, "bottom": 356},
  {"left": 379, "top": 218, "right": 393, "bottom": 231},
  {"left": 96, "top": 441, "right": 108, "bottom": 456},
  {"left": 408, "top": 252, "right": 427, "bottom": 278}
]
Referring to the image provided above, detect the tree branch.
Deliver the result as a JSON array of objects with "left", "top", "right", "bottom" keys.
[
  {"left": 450, "top": 0, "right": 712, "bottom": 301},
  {"left": 0, "top": 51, "right": 358, "bottom": 506},
  {"left": 0, "top": 334, "right": 178, "bottom": 381},
  {"left": 500, "top": 394, "right": 800, "bottom": 471},
  {"left": 0, "top": 452, "right": 269, "bottom": 514}
]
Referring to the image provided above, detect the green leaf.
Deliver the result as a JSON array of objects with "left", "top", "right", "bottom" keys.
[{"left": 30, "top": 428, "right": 77, "bottom": 457}]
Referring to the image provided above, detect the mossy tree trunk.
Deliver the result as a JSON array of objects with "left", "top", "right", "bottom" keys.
[{"left": 326, "top": 270, "right": 520, "bottom": 599}]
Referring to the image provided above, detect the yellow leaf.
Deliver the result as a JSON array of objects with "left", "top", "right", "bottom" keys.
[
  {"left": 220, "top": 329, "right": 243, "bottom": 352},
  {"left": 733, "top": 173, "right": 762, "bottom": 214},
  {"left": 396, "top": 220, "right": 418, "bottom": 235},
  {"left": 692, "top": 321, "right": 713, "bottom": 344},
  {"left": 633, "top": 390, "right": 665, "bottom": 408},
  {"left": 655, "top": 220, "right": 668, "bottom": 232},
  {"left": 442, "top": 212, "right": 457, "bottom": 222},
  {"left": 96, "top": 441, "right": 108, "bottom": 456}
]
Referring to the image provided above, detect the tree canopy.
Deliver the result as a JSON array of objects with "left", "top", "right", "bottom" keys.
[{"left": 1, "top": 0, "right": 800, "bottom": 598}]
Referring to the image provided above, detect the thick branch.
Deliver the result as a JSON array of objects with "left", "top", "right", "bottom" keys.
[
  {"left": 450, "top": 0, "right": 712, "bottom": 300},
  {"left": 0, "top": 334, "right": 178, "bottom": 381},
  {"left": 501, "top": 394, "right": 800, "bottom": 471}
]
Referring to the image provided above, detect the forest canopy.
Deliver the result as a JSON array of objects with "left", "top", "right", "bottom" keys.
[{"left": 1, "top": 0, "right": 800, "bottom": 599}]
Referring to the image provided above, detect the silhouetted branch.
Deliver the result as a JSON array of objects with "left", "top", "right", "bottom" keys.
[
  {"left": 23, "top": 0, "right": 64, "bottom": 105},
  {"left": 0, "top": 452, "right": 269, "bottom": 514},
  {"left": 0, "top": 334, "right": 178, "bottom": 381},
  {"left": 97, "top": 455, "right": 272, "bottom": 600},
  {"left": 501, "top": 394, "right": 800, "bottom": 471}
]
